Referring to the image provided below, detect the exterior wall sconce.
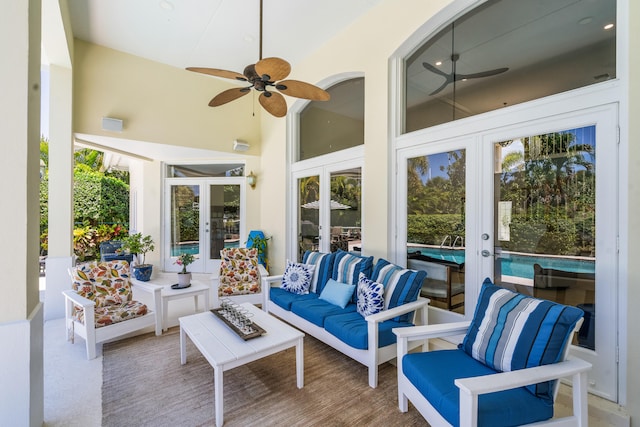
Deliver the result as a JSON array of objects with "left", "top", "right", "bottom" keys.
[{"left": 247, "top": 171, "right": 257, "bottom": 189}]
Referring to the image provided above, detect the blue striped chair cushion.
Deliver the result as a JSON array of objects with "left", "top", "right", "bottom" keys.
[
  {"left": 331, "top": 249, "right": 374, "bottom": 287},
  {"left": 302, "top": 250, "right": 335, "bottom": 294},
  {"left": 371, "top": 258, "right": 426, "bottom": 323},
  {"left": 460, "top": 278, "right": 584, "bottom": 401}
]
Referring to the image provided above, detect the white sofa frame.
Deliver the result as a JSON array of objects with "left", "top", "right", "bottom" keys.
[
  {"left": 63, "top": 280, "right": 162, "bottom": 359},
  {"left": 263, "top": 274, "right": 430, "bottom": 388},
  {"left": 211, "top": 264, "right": 269, "bottom": 308},
  {"left": 394, "top": 320, "right": 591, "bottom": 427}
]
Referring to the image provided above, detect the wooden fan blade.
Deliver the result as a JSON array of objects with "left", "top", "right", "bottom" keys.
[
  {"left": 186, "top": 67, "right": 247, "bottom": 81},
  {"left": 209, "top": 87, "right": 251, "bottom": 107},
  {"left": 259, "top": 92, "right": 287, "bottom": 117},
  {"left": 255, "top": 57, "right": 291, "bottom": 81},
  {"left": 276, "top": 80, "right": 330, "bottom": 101}
]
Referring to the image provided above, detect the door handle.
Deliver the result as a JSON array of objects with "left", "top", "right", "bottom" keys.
[{"left": 481, "top": 249, "right": 492, "bottom": 257}]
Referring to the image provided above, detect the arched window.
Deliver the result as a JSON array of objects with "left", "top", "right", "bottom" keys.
[
  {"left": 404, "top": 0, "right": 616, "bottom": 133},
  {"left": 298, "top": 77, "right": 364, "bottom": 161}
]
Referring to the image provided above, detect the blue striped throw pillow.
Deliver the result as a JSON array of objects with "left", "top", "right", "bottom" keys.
[
  {"left": 332, "top": 249, "right": 374, "bottom": 287},
  {"left": 461, "top": 278, "right": 584, "bottom": 401},
  {"left": 302, "top": 251, "right": 335, "bottom": 294},
  {"left": 371, "top": 258, "right": 426, "bottom": 322}
]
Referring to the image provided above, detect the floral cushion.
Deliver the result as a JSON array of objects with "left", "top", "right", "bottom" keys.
[
  {"left": 218, "top": 248, "right": 261, "bottom": 296},
  {"left": 71, "top": 260, "right": 133, "bottom": 307},
  {"left": 72, "top": 300, "right": 149, "bottom": 328},
  {"left": 282, "top": 260, "right": 316, "bottom": 295},
  {"left": 70, "top": 260, "right": 148, "bottom": 326}
]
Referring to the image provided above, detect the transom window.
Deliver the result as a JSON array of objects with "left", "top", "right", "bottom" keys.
[{"left": 404, "top": 0, "right": 616, "bottom": 133}]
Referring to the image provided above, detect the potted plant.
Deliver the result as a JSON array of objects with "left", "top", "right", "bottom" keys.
[
  {"left": 120, "top": 232, "right": 155, "bottom": 281},
  {"left": 247, "top": 230, "right": 270, "bottom": 270},
  {"left": 174, "top": 252, "right": 196, "bottom": 287}
]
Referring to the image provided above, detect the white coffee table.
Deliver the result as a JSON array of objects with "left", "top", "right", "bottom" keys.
[{"left": 179, "top": 303, "right": 304, "bottom": 427}]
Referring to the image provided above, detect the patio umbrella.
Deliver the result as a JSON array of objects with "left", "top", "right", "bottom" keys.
[{"left": 301, "top": 200, "right": 350, "bottom": 210}]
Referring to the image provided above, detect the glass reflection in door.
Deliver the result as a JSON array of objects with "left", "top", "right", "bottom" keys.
[
  {"left": 494, "top": 127, "right": 596, "bottom": 350},
  {"left": 170, "top": 185, "right": 200, "bottom": 259},
  {"left": 329, "top": 168, "right": 362, "bottom": 253},
  {"left": 406, "top": 151, "right": 466, "bottom": 313},
  {"left": 298, "top": 175, "right": 320, "bottom": 261},
  {"left": 209, "top": 184, "right": 241, "bottom": 259}
]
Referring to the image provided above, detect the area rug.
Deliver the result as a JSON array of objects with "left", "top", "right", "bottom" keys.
[{"left": 102, "top": 326, "right": 427, "bottom": 426}]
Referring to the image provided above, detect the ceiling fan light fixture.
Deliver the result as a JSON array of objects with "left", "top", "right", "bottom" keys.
[{"left": 185, "top": 0, "right": 329, "bottom": 118}]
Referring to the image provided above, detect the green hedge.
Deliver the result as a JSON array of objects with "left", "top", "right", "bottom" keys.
[
  {"left": 73, "top": 170, "right": 129, "bottom": 226},
  {"left": 407, "top": 214, "right": 464, "bottom": 246}
]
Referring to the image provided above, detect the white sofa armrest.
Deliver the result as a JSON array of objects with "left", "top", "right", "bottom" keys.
[
  {"left": 365, "top": 298, "right": 430, "bottom": 324},
  {"left": 62, "top": 289, "right": 96, "bottom": 308},
  {"left": 455, "top": 357, "right": 591, "bottom": 427}
]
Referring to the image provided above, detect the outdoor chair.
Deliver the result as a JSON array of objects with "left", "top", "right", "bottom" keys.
[
  {"left": 408, "top": 254, "right": 465, "bottom": 310},
  {"left": 394, "top": 279, "right": 591, "bottom": 427},
  {"left": 63, "top": 260, "right": 162, "bottom": 359},
  {"left": 99, "top": 240, "right": 134, "bottom": 264},
  {"left": 212, "top": 247, "right": 268, "bottom": 308}
]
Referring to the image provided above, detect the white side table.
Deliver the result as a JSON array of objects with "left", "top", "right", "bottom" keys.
[{"left": 132, "top": 273, "right": 210, "bottom": 332}]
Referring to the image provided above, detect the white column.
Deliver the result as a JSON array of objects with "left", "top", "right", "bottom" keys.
[{"left": 0, "top": 0, "right": 44, "bottom": 425}]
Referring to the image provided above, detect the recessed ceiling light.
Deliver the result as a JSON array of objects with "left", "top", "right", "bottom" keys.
[
  {"left": 604, "top": 23, "right": 614, "bottom": 30},
  {"left": 435, "top": 61, "right": 442, "bottom": 66},
  {"left": 578, "top": 17, "right": 593, "bottom": 25},
  {"left": 159, "top": 0, "right": 174, "bottom": 10}
]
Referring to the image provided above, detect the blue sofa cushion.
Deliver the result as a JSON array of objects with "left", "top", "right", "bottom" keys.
[
  {"left": 324, "top": 311, "right": 412, "bottom": 350},
  {"left": 319, "top": 278, "right": 356, "bottom": 308},
  {"left": 302, "top": 250, "right": 335, "bottom": 294},
  {"left": 371, "top": 258, "right": 426, "bottom": 322},
  {"left": 332, "top": 249, "right": 374, "bottom": 286},
  {"left": 356, "top": 272, "right": 384, "bottom": 316},
  {"left": 403, "top": 348, "right": 554, "bottom": 427},
  {"left": 291, "top": 298, "right": 357, "bottom": 327},
  {"left": 269, "top": 287, "right": 318, "bottom": 311},
  {"left": 281, "top": 260, "right": 316, "bottom": 295},
  {"left": 461, "top": 278, "right": 584, "bottom": 402}
]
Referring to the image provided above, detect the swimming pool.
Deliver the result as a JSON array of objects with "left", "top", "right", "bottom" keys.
[
  {"left": 171, "top": 240, "right": 239, "bottom": 257},
  {"left": 408, "top": 246, "right": 595, "bottom": 279}
]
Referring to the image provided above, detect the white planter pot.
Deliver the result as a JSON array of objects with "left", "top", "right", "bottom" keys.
[{"left": 177, "top": 272, "right": 191, "bottom": 287}]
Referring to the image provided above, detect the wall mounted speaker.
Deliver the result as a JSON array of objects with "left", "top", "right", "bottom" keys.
[
  {"left": 102, "top": 117, "right": 123, "bottom": 132},
  {"left": 233, "top": 140, "right": 250, "bottom": 151}
]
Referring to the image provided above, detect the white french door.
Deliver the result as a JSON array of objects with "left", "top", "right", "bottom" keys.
[
  {"left": 291, "top": 158, "right": 363, "bottom": 261},
  {"left": 396, "top": 104, "right": 618, "bottom": 401},
  {"left": 164, "top": 178, "right": 246, "bottom": 273}
]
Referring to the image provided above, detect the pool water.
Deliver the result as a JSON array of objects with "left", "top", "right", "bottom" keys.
[
  {"left": 171, "top": 241, "right": 239, "bottom": 257},
  {"left": 408, "top": 246, "right": 594, "bottom": 279}
]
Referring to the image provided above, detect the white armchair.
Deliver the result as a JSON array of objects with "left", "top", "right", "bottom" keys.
[
  {"left": 63, "top": 260, "right": 162, "bottom": 359},
  {"left": 394, "top": 280, "right": 591, "bottom": 427}
]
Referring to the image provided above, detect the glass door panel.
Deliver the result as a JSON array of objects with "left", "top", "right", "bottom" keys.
[
  {"left": 493, "top": 128, "right": 596, "bottom": 349},
  {"left": 298, "top": 175, "right": 320, "bottom": 261},
  {"left": 169, "top": 184, "right": 202, "bottom": 270},
  {"left": 208, "top": 184, "right": 241, "bottom": 260},
  {"left": 329, "top": 168, "right": 362, "bottom": 253},
  {"left": 406, "top": 150, "right": 466, "bottom": 314}
]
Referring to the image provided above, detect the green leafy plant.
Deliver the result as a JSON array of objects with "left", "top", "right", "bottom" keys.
[
  {"left": 174, "top": 253, "right": 196, "bottom": 274},
  {"left": 247, "top": 234, "right": 270, "bottom": 270},
  {"left": 120, "top": 232, "right": 155, "bottom": 266}
]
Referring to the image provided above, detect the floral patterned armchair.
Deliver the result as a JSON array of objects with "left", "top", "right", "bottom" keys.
[
  {"left": 212, "top": 247, "right": 268, "bottom": 309},
  {"left": 63, "top": 260, "right": 162, "bottom": 359}
]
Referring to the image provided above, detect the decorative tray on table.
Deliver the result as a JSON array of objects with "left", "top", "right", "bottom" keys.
[{"left": 210, "top": 308, "right": 266, "bottom": 341}]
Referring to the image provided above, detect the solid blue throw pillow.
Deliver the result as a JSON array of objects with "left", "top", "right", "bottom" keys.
[{"left": 319, "top": 278, "right": 356, "bottom": 308}]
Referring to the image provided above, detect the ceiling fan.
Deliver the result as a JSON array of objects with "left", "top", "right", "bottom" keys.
[
  {"left": 423, "top": 53, "right": 509, "bottom": 96},
  {"left": 186, "top": 0, "right": 330, "bottom": 117}
]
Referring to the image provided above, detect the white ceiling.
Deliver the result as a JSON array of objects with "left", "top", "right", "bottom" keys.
[
  {"left": 65, "top": 0, "right": 381, "bottom": 167},
  {"left": 68, "top": 0, "right": 382, "bottom": 72}
]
